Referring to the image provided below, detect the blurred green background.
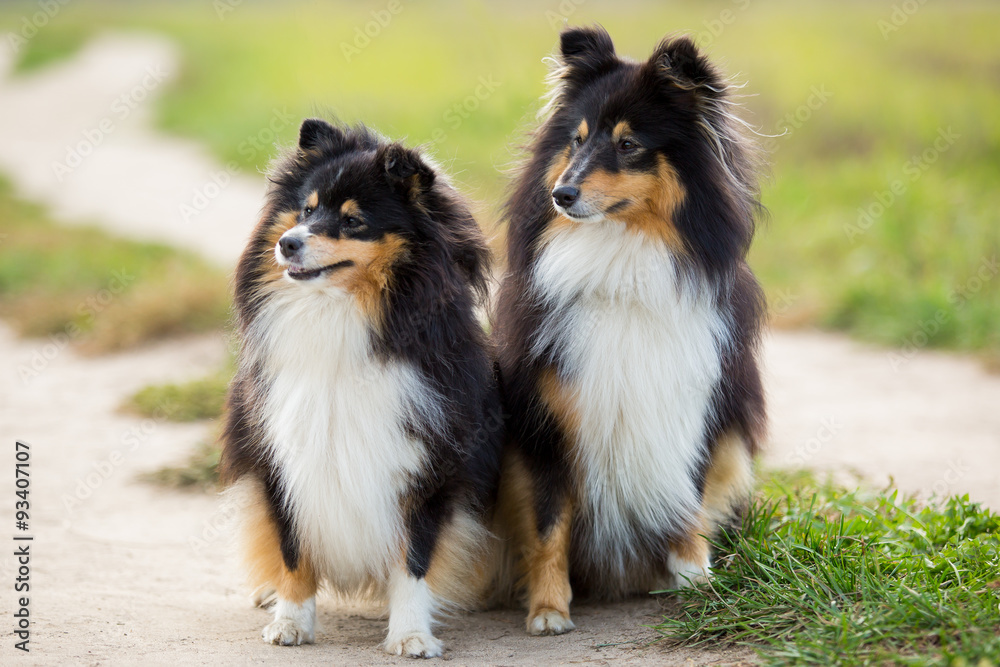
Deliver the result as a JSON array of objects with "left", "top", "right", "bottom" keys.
[{"left": 2, "top": 0, "right": 998, "bottom": 356}]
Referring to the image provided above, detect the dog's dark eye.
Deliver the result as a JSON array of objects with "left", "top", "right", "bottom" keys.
[
  {"left": 343, "top": 216, "right": 363, "bottom": 231},
  {"left": 303, "top": 206, "right": 315, "bottom": 216},
  {"left": 618, "top": 139, "right": 638, "bottom": 153},
  {"left": 572, "top": 135, "right": 584, "bottom": 147}
]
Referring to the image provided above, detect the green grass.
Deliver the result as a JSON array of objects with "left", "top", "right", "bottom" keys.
[
  {"left": 124, "top": 361, "right": 232, "bottom": 490},
  {"left": 2, "top": 1, "right": 998, "bottom": 355},
  {"left": 140, "top": 439, "right": 221, "bottom": 492},
  {"left": 0, "top": 178, "right": 230, "bottom": 354},
  {"left": 124, "top": 369, "right": 230, "bottom": 422},
  {"left": 657, "top": 472, "right": 1000, "bottom": 665}
]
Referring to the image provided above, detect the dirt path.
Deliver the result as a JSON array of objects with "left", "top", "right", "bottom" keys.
[
  {"left": 0, "top": 324, "right": 755, "bottom": 665},
  {"left": 0, "top": 33, "right": 997, "bottom": 665},
  {"left": 0, "top": 34, "right": 262, "bottom": 267}
]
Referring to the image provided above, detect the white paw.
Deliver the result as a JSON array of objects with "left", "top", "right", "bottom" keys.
[
  {"left": 527, "top": 609, "right": 575, "bottom": 636},
  {"left": 262, "top": 618, "right": 314, "bottom": 646},
  {"left": 669, "top": 555, "right": 712, "bottom": 589},
  {"left": 383, "top": 631, "right": 443, "bottom": 658}
]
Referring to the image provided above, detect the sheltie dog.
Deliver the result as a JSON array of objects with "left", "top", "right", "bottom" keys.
[
  {"left": 493, "top": 27, "right": 767, "bottom": 635},
  {"left": 221, "top": 119, "right": 502, "bottom": 657}
]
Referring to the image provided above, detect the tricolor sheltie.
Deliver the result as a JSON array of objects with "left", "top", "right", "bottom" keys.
[
  {"left": 493, "top": 27, "right": 767, "bottom": 634},
  {"left": 221, "top": 119, "right": 502, "bottom": 657}
]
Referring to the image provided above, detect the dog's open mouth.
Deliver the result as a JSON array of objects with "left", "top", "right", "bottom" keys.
[
  {"left": 557, "top": 207, "right": 604, "bottom": 223},
  {"left": 286, "top": 260, "right": 354, "bottom": 281}
]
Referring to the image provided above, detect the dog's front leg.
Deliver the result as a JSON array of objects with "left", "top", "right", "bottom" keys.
[
  {"left": 383, "top": 565, "right": 442, "bottom": 658},
  {"left": 383, "top": 490, "right": 448, "bottom": 658},
  {"left": 525, "top": 498, "right": 575, "bottom": 636},
  {"left": 263, "top": 595, "right": 316, "bottom": 646},
  {"left": 237, "top": 478, "right": 318, "bottom": 646},
  {"left": 255, "top": 531, "right": 317, "bottom": 646},
  {"left": 256, "top": 536, "right": 317, "bottom": 646}
]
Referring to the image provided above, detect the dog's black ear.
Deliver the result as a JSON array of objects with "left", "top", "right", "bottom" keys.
[
  {"left": 298, "top": 118, "right": 343, "bottom": 152},
  {"left": 647, "top": 36, "right": 722, "bottom": 98},
  {"left": 383, "top": 144, "right": 435, "bottom": 196},
  {"left": 559, "top": 25, "right": 617, "bottom": 81}
]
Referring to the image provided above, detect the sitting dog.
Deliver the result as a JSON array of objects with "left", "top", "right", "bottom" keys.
[
  {"left": 493, "top": 27, "right": 767, "bottom": 634},
  {"left": 221, "top": 119, "right": 502, "bottom": 657}
]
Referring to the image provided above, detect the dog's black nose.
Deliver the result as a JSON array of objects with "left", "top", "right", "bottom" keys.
[
  {"left": 279, "top": 235, "right": 304, "bottom": 258},
  {"left": 552, "top": 185, "right": 580, "bottom": 208}
]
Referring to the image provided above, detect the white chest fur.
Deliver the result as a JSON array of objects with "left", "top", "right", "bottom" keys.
[
  {"left": 249, "top": 286, "right": 442, "bottom": 593},
  {"left": 532, "top": 221, "right": 729, "bottom": 551}
]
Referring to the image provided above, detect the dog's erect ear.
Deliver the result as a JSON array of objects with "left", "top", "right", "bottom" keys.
[
  {"left": 647, "top": 36, "right": 722, "bottom": 97},
  {"left": 383, "top": 144, "right": 435, "bottom": 197},
  {"left": 559, "top": 25, "right": 617, "bottom": 81},
  {"left": 298, "top": 118, "right": 343, "bottom": 152}
]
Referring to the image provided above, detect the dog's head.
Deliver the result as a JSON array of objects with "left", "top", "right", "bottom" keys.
[
  {"left": 539, "top": 26, "right": 760, "bottom": 264},
  {"left": 254, "top": 120, "right": 488, "bottom": 319},
  {"left": 273, "top": 121, "right": 434, "bottom": 293}
]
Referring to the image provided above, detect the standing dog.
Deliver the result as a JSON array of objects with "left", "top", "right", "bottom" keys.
[
  {"left": 493, "top": 27, "right": 767, "bottom": 635},
  {"left": 221, "top": 119, "right": 502, "bottom": 657}
]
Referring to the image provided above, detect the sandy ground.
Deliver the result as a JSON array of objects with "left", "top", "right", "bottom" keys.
[
  {"left": 0, "top": 33, "right": 997, "bottom": 665},
  {"left": 0, "top": 325, "right": 758, "bottom": 666}
]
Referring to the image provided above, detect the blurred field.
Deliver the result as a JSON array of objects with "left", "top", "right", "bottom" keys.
[
  {"left": 2, "top": 0, "right": 998, "bottom": 355},
  {"left": 0, "top": 179, "right": 230, "bottom": 353}
]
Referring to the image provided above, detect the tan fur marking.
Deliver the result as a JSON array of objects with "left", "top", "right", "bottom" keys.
[
  {"left": 492, "top": 449, "right": 575, "bottom": 630},
  {"left": 670, "top": 515, "right": 710, "bottom": 566},
  {"left": 702, "top": 431, "right": 755, "bottom": 528},
  {"left": 545, "top": 146, "right": 571, "bottom": 192},
  {"left": 238, "top": 480, "right": 317, "bottom": 604},
  {"left": 492, "top": 450, "right": 537, "bottom": 601},
  {"left": 537, "top": 366, "right": 580, "bottom": 435},
  {"left": 425, "top": 510, "right": 494, "bottom": 610},
  {"left": 579, "top": 155, "right": 687, "bottom": 250},
  {"left": 525, "top": 499, "right": 573, "bottom": 625},
  {"left": 611, "top": 120, "right": 632, "bottom": 142},
  {"left": 306, "top": 191, "right": 318, "bottom": 209},
  {"left": 261, "top": 210, "right": 301, "bottom": 282},
  {"left": 304, "top": 233, "right": 408, "bottom": 325},
  {"left": 576, "top": 118, "right": 589, "bottom": 140},
  {"left": 340, "top": 199, "right": 361, "bottom": 218},
  {"left": 496, "top": 451, "right": 574, "bottom": 625},
  {"left": 671, "top": 432, "right": 754, "bottom": 580}
]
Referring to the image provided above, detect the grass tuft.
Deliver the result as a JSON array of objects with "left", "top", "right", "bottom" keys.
[
  {"left": 140, "top": 440, "right": 221, "bottom": 492},
  {"left": 124, "top": 357, "right": 233, "bottom": 422},
  {"left": 125, "top": 373, "right": 229, "bottom": 423},
  {"left": 657, "top": 472, "right": 1000, "bottom": 665}
]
